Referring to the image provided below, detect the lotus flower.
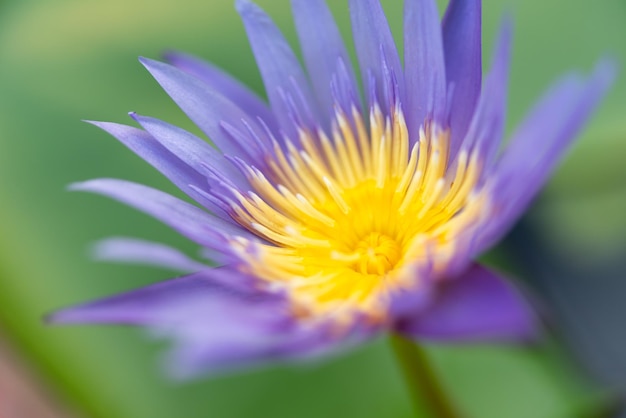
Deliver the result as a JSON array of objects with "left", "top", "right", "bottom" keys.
[{"left": 50, "top": 0, "right": 615, "bottom": 378}]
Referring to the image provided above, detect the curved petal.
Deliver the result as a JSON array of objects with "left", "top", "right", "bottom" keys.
[
  {"left": 458, "top": 17, "right": 512, "bottom": 167},
  {"left": 48, "top": 266, "right": 368, "bottom": 379},
  {"left": 395, "top": 264, "right": 537, "bottom": 342},
  {"left": 236, "top": 0, "right": 319, "bottom": 137},
  {"left": 442, "top": 0, "right": 482, "bottom": 155},
  {"left": 164, "top": 317, "right": 347, "bottom": 379},
  {"left": 91, "top": 237, "right": 209, "bottom": 272},
  {"left": 128, "top": 113, "right": 248, "bottom": 190},
  {"left": 87, "top": 121, "right": 231, "bottom": 219},
  {"left": 139, "top": 57, "right": 271, "bottom": 164},
  {"left": 387, "top": 260, "right": 437, "bottom": 319},
  {"left": 350, "top": 0, "right": 404, "bottom": 112},
  {"left": 69, "top": 178, "right": 255, "bottom": 247},
  {"left": 476, "top": 58, "right": 617, "bottom": 253},
  {"left": 46, "top": 269, "right": 270, "bottom": 326},
  {"left": 291, "top": 0, "right": 359, "bottom": 120},
  {"left": 163, "top": 51, "right": 278, "bottom": 132},
  {"left": 404, "top": 0, "right": 447, "bottom": 137}
]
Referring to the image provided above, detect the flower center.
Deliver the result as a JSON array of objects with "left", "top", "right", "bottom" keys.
[
  {"left": 353, "top": 233, "right": 401, "bottom": 275},
  {"left": 228, "top": 105, "right": 487, "bottom": 323}
]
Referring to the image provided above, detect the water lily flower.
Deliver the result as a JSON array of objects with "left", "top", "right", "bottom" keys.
[{"left": 50, "top": 0, "right": 614, "bottom": 378}]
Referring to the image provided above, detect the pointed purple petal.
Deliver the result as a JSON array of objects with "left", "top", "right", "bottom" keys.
[
  {"left": 48, "top": 265, "right": 356, "bottom": 378},
  {"left": 459, "top": 18, "right": 512, "bottom": 166},
  {"left": 236, "top": 0, "right": 319, "bottom": 137},
  {"left": 164, "top": 51, "right": 278, "bottom": 132},
  {"left": 350, "top": 0, "right": 404, "bottom": 112},
  {"left": 442, "top": 0, "right": 482, "bottom": 155},
  {"left": 47, "top": 272, "right": 223, "bottom": 325},
  {"left": 476, "top": 59, "right": 617, "bottom": 253},
  {"left": 396, "top": 264, "right": 537, "bottom": 342},
  {"left": 128, "top": 113, "right": 248, "bottom": 190},
  {"left": 164, "top": 319, "right": 337, "bottom": 379},
  {"left": 87, "top": 121, "right": 233, "bottom": 219},
  {"left": 291, "top": 0, "right": 359, "bottom": 121},
  {"left": 69, "top": 178, "right": 253, "bottom": 247},
  {"left": 162, "top": 303, "right": 375, "bottom": 379},
  {"left": 139, "top": 57, "right": 270, "bottom": 164},
  {"left": 47, "top": 270, "right": 268, "bottom": 326},
  {"left": 91, "top": 237, "right": 209, "bottom": 272},
  {"left": 404, "top": 0, "right": 447, "bottom": 137}
]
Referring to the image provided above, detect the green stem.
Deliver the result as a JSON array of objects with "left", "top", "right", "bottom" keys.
[{"left": 390, "top": 333, "right": 461, "bottom": 418}]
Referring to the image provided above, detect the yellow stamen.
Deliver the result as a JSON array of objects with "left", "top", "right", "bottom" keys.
[{"left": 229, "top": 107, "right": 487, "bottom": 325}]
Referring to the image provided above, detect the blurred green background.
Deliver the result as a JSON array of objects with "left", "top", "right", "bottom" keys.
[{"left": 0, "top": 0, "right": 624, "bottom": 417}]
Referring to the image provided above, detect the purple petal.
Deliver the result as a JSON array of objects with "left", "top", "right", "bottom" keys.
[
  {"left": 164, "top": 317, "right": 342, "bottom": 379},
  {"left": 47, "top": 269, "right": 271, "bottom": 325},
  {"left": 128, "top": 113, "right": 248, "bottom": 190},
  {"left": 91, "top": 237, "right": 209, "bottom": 272},
  {"left": 162, "top": 302, "right": 376, "bottom": 378},
  {"left": 330, "top": 57, "right": 362, "bottom": 117},
  {"left": 69, "top": 178, "right": 253, "bottom": 248},
  {"left": 291, "top": 0, "right": 359, "bottom": 121},
  {"left": 236, "top": 0, "right": 319, "bottom": 137},
  {"left": 442, "top": 0, "right": 482, "bottom": 157},
  {"left": 458, "top": 18, "right": 512, "bottom": 167},
  {"left": 48, "top": 266, "right": 368, "bottom": 378},
  {"left": 350, "top": 0, "right": 404, "bottom": 112},
  {"left": 476, "top": 58, "right": 617, "bottom": 253},
  {"left": 47, "top": 271, "right": 235, "bottom": 325},
  {"left": 387, "top": 262, "right": 437, "bottom": 319},
  {"left": 164, "top": 51, "right": 278, "bottom": 132},
  {"left": 396, "top": 264, "right": 537, "bottom": 342},
  {"left": 404, "top": 0, "right": 447, "bottom": 138},
  {"left": 139, "top": 57, "right": 270, "bottom": 164},
  {"left": 87, "top": 121, "right": 231, "bottom": 219}
]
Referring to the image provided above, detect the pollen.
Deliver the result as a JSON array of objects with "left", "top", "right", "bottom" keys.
[{"left": 229, "top": 104, "right": 488, "bottom": 324}]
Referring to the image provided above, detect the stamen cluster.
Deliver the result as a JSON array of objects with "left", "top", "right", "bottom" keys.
[{"left": 230, "top": 105, "right": 486, "bottom": 321}]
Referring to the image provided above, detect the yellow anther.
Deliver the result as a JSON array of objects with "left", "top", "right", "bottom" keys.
[{"left": 227, "top": 108, "right": 486, "bottom": 325}]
